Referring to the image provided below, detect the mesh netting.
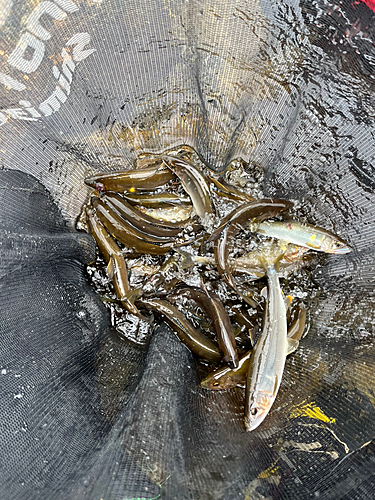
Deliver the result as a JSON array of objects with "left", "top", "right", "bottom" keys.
[{"left": 0, "top": 1, "right": 374, "bottom": 499}]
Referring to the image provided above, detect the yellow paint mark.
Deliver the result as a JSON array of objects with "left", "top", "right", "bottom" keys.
[
  {"left": 257, "top": 463, "right": 279, "bottom": 479},
  {"left": 129, "top": 187, "right": 136, "bottom": 193},
  {"left": 310, "top": 234, "right": 316, "bottom": 242},
  {"left": 290, "top": 401, "right": 336, "bottom": 423}
]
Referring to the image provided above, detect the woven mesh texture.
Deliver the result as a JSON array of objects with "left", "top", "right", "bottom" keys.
[{"left": 0, "top": 1, "right": 374, "bottom": 499}]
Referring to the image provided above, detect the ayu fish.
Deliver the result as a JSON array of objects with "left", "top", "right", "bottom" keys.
[
  {"left": 200, "top": 303, "right": 306, "bottom": 391},
  {"left": 253, "top": 220, "right": 352, "bottom": 254},
  {"left": 244, "top": 264, "right": 298, "bottom": 431},
  {"left": 211, "top": 200, "right": 291, "bottom": 305}
]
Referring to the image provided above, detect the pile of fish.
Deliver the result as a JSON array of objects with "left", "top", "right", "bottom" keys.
[{"left": 81, "top": 146, "right": 352, "bottom": 431}]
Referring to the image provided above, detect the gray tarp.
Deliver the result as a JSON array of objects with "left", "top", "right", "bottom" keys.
[{"left": 0, "top": 0, "right": 374, "bottom": 498}]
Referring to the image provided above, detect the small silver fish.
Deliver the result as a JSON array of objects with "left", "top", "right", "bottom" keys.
[
  {"left": 244, "top": 265, "right": 298, "bottom": 431},
  {"left": 253, "top": 220, "right": 352, "bottom": 254}
]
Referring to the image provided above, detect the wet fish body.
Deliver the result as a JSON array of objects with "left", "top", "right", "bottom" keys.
[
  {"left": 122, "top": 192, "right": 191, "bottom": 208},
  {"left": 162, "top": 156, "right": 214, "bottom": 219},
  {"left": 85, "top": 207, "right": 139, "bottom": 315},
  {"left": 209, "top": 199, "right": 292, "bottom": 243},
  {"left": 170, "top": 287, "right": 239, "bottom": 368},
  {"left": 208, "top": 175, "right": 255, "bottom": 203},
  {"left": 85, "top": 165, "right": 175, "bottom": 193},
  {"left": 201, "top": 303, "right": 306, "bottom": 391},
  {"left": 92, "top": 197, "right": 176, "bottom": 255},
  {"left": 254, "top": 221, "right": 352, "bottom": 254},
  {"left": 200, "top": 351, "right": 251, "bottom": 390},
  {"left": 213, "top": 200, "right": 292, "bottom": 304},
  {"left": 101, "top": 193, "right": 189, "bottom": 236},
  {"left": 244, "top": 265, "right": 289, "bottom": 431},
  {"left": 137, "top": 298, "right": 222, "bottom": 362}
]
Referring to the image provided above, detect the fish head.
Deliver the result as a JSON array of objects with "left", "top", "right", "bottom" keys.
[
  {"left": 84, "top": 177, "right": 105, "bottom": 191},
  {"left": 245, "top": 391, "right": 274, "bottom": 431},
  {"left": 326, "top": 237, "right": 352, "bottom": 254},
  {"left": 200, "top": 372, "right": 237, "bottom": 391}
]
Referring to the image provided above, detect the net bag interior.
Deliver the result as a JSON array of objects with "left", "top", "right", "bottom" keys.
[{"left": 0, "top": 1, "right": 375, "bottom": 499}]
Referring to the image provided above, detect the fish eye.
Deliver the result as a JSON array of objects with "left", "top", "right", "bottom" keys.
[
  {"left": 251, "top": 408, "right": 258, "bottom": 416},
  {"left": 213, "top": 381, "right": 220, "bottom": 387}
]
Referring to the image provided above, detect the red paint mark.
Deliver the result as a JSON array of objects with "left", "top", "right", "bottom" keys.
[{"left": 353, "top": 0, "right": 375, "bottom": 12}]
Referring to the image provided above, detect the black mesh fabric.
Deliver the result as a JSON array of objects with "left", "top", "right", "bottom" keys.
[{"left": 0, "top": 1, "right": 375, "bottom": 499}]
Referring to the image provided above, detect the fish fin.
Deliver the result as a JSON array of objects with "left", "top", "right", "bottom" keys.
[
  {"left": 276, "top": 289, "right": 293, "bottom": 311},
  {"left": 107, "top": 257, "right": 115, "bottom": 279},
  {"left": 120, "top": 288, "right": 144, "bottom": 317},
  {"left": 199, "top": 279, "right": 209, "bottom": 295},
  {"left": 241, "top": 293, "right": 258, "bottom": 308},
  {"left": 174, "top": 248, "right": 195, "bottom": 269},
  {"left": 278, "top": 240, "right": 290, "bottom": 252},
  {"left": 249, "top": 327, "right": 257, "bottom": 347},
  {"left": 273, "top": 374, "right": 279, "bottom": 394},
  {"left": 259, "top": 251, "right": 285, "bottom": 271},
  {"left": 284, "top": 294, "right": 294, "bottom": 311},
  {"left": 287, "top": 338, "right": 299, "bottom": 355},
  {"left": 288, "top": 303, "right": 307, "bottom": 341}
]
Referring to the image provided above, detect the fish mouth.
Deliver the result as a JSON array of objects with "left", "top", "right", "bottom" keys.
[
  {"left": 84, "top": 176, "right": 97, "bottom": 188},
  {"left": 331, "top": 245, "right": 353, "bottom": 255},
  {"left": 244, "top": 411, "right": 268, "bottom": 432}
]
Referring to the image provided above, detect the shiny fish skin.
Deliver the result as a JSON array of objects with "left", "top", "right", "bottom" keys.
[
  {"left": 287, "top": 303, "right": 307, "bottom": 341},
  {"left": 200, "top": 303, "right": 306, "bottom": 390},
  {"left": 86, "top": 206, "right": 123, "bottom": 263},
  {"left": 200, "top": 351, "right": 251, "bottom": 390},
  {"left": 229, "top": 242, "right": 308, "bottom": 281},
  {"left": 92, "top": 198, "right": 176, "bottom": 255},
  {"left": 122, "top": 192, "right": 191, "bottom": 208},
  {"left": 244, "top": 265, "right": 288, "bottom": 431},
  {"left": 208, "top": 199, "right": 292, "bottom": 242},
  {"left": 85, "top": 207, "right": 140, "bottom": 316},
  {"left": 254, "top": 220, "right": 352, "bottom": 254},
  {"left": 101, "top": 193, "right": 189, "bottom": 236},
  {"left": 137, "top": 298, "right": 222, "bottom": 362},
  {"left": 85, "top": 165, "right": 175, "bottom": 193},
  {"left": 213, "top": 200, "right": 292, "bottom": 305},
  {"left": 162, "top": 156, "right": 214, "bottom": 219},
  {"left": 169, "top": 287, "right": 239, "bottom": 369},
  {"left": 207, "top": 175, "right": 255, "bottom": 203}
]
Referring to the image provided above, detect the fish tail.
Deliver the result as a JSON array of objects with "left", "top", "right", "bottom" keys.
[
  {"left": 174, "top": 248, "right": 195, "bottom": 269},
  {"left": 120, "top": 288, "right": 144, "bottom": 317}
]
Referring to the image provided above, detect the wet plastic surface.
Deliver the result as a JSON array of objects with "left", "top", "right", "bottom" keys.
[{"left": 1, "top": 1, "right": 375, "bottom": 499}]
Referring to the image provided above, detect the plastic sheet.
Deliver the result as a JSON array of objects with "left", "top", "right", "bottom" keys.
[{"left": 1, "top": 1, "right": 374, "bottom": 499}]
